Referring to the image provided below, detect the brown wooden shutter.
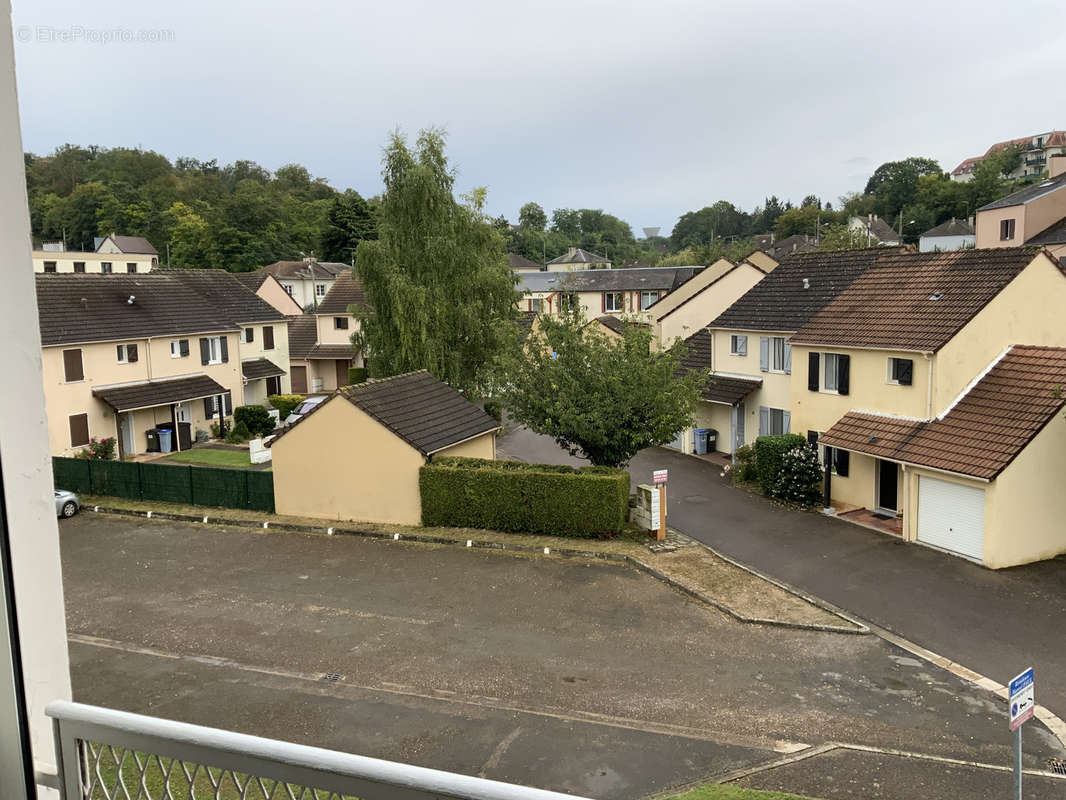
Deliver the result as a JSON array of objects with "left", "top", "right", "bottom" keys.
[
  {"left": 179, "top": 339, "right": 190, "bottom": 357},
  {"left": 200, "top": 338, "right": 210, "bottom": 365},
  {"left": 245, "top": 327, "right": 254, "bottom": 344},
  {"left": 263, "top": 326, "right": 274, "bottom": 350},
  {"left": 127, "top": 343, "right": 138, "bottom": 363},
  {"left": 220, "top": 337, "right": 229, "bottom": 363},
  {"left": 69, "top": 413, "right": 89, "bottom": 447},
  {"left": 63, "top": 349, "right": 84, "bottom": 382}
]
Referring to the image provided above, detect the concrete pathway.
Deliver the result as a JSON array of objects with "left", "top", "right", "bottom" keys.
[{"left": 497, "top": 426, "right": 1066, "bottom": 721}]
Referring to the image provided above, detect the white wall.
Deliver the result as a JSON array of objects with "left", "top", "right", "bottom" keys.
[{"left": 0, "top": 5, "right": 72, "bottom": 795}]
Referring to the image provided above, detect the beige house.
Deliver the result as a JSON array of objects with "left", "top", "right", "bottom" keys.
[
  {"left": 33, "top": 248, "right": 156, "bottom": 274},
  {"left": 650, "top": 255, "right": 775, "bottom": 347},
  {"left": 256, "top": 257, "right": 350, "bottom": 310},
  {"left": 235, "top": 271, "right": 304, "bottom": 316},
  {"left": 287, "top": 270, "right": 365, "bottom": 394},
  {"left": 975, "top": 155, "right": 1066, "bottom": 259},
  {"left": 270, "top": 371, "right": 498, "bottom": 526},
  {"left": 517, "top": 266, "right": 703, "bottom": 321},
  {"left": 786, "top": 247, "right": 1066, "bottom": 566},
  {"left": 546, "top": 247, "right": 610, "bottom": 271}
]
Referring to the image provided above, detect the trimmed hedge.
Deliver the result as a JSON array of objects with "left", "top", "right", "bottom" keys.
[
  {"left": 754, "top": 433, "right": 808, "bottom": 495},
  {"left": 348, "top": 367, "right": 368, "bottom": 384},
  {"left": 420, "top": 456, "right": 629, "bottom": 538},
  {"left": 268, "top": 394, "right": 305, "bottom": 421}
]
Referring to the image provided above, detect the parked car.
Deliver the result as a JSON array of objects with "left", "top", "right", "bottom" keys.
[
  {"left": 55, "top": 490, "right": 80, "bottom": 518},
  {"left": 283, "top": 395, "right": 328, "bottom": 427}
]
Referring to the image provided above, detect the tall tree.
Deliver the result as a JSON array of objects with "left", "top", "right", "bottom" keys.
[
  {"left": 320, "top": 191, "right": 376, "bottom": 262},
  {"left": 518, "top": 201, "right": 547, "bottom": 231},
  {"left": 352, "top": 129, "right": 519, "bottom": 392}
]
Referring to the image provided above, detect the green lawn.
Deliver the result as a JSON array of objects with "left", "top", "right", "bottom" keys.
[
  {"left": 160, "top": 448, "right": 260, "bottom": 469},
  {"left": 667, "top": 786, "right": 820, "bottom": 800}
]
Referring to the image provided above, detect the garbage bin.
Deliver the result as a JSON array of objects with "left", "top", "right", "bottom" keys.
[
  {"left": 706, "top": 429, "right": 718, "bottom": 450},
  {"left": 693, "top": 428, "right": 709, "bottom": 455},
  {"left": 145, "top": 429, "right": 160, "bottom": 453},
  {"left": 157, "top": 427, "right": 173, "bottom": 453}
]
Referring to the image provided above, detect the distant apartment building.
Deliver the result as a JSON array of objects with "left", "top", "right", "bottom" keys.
[
  {"left": 951, "top": 131, "right": 1066, "bottom": 183},
  {"left": 33, "top": 233, "right": 159, "bottom": 274}
]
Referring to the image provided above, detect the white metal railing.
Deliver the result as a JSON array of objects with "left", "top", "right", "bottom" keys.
[{"left": 47, "top": 701, "right": 592, "bottom": 800}]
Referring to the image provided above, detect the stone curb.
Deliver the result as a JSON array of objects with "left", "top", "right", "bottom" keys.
[{"left": 84, "top": 505, "right": 864, "bottom": 635}]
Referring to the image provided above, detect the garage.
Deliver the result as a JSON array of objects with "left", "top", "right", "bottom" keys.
[{"left": 916, "top": 476, "right": 985, "bottom": 562}]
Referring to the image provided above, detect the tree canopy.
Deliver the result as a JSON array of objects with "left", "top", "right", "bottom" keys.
[{"left": 352, "top": 128, "right": 519, "bottom": 393}]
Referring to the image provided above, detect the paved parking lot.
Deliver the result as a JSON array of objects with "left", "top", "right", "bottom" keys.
[{"left": 61, "top": 514, "right": 1064, "bottom": 798}]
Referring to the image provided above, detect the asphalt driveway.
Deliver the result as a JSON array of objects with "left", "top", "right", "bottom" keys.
[
  {"left": 497, "top": 425, "right": 1066, "bottom": 721},
  {"left": 61, "top": 513, "right": 1063, "bottom": 799}
]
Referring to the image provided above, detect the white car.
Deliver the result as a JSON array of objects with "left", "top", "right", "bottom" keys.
[
  {"left": 283, "top": 395, "right": 328, "bottom": 427},
  {"left": 55, "top": 490, "right": 80, "bottom": 518}
]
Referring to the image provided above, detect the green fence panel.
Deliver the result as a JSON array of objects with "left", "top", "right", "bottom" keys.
[
  {"left": 89, "top": 460, "right": 142, "bottom": 499},
  {"left": 245, "top": 471, "right": 275, "bottom": 513},
  {"left": 138, "top": 463, "right": 194, "bottom": 505},
  {"left": 189, "top": 466, "right": 247, "bottom": 509},
  {"left": 52, "top": 457, "right": 92, "bottom": 494}
]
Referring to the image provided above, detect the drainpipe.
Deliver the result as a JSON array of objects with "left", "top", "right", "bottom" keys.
[
  {"left": 901, "top": 463, "right": 909, "bottom": 540},
  {"left": 823, "top": 461, "right": 832, "bottom": 510}
]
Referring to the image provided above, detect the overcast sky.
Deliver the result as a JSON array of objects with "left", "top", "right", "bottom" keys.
[{"left": 12, "top": 0, "right": 1064, "bottom": 235}]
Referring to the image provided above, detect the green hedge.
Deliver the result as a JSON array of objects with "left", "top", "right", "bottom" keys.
[
  {"left": 420, "top": 456, "right": 629, "bottom": 538},
  {"left": 348, "top": 367, "right": 367, "bottom": 384},
  {"left": 754, "top": 434, "right": 808, "bottom": 495}
]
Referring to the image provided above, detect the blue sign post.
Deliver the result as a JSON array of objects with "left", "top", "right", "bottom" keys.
[{"left": 1008, "top": 667, "right": 1035, "bottom": 800}]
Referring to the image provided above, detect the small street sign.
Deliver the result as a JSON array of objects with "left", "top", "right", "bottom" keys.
[
  {"left": 653, "top": 469, "right": 668, "bottom": 486},
  {"left": 1009, "top": 667, "right": 1035, "bottom": 731}
]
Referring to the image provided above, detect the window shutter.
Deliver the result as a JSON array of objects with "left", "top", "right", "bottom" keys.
[
  {"left": 204, "top": 398, "right": 213, "bottom": 417},
  {"left": 758, "top": 406, "right": 769, "bottom": 436},
  {"left": 899, "top": 359, "right": 913, "bottom": 386},
  {"left": 180, "top": 339, "right": 190, "bottom": 357},
  {"left": 783, "top": 410, "right": 791, "bottom": 433},
  {"left": 263, "top": 326, "right": 274, "bottom": 350},
  {"left": 69, "top": 413, "right": 89, "bottom": 447},
  {"left": 220, "top": 337, "right": 229, "bottom": 363},
  {"left": 784, "top": 341, "right": 792, "bottom": 374},
  {"left": 834, "top": 449, "right": 850, "bottom": 477},
  {"left": 601, "top": 292, "right": 606, "bottom": 312},
  {"left": 63, "top": 349, "right": 84, "bottom": 382},
  {"left": 127, "top": 343, "right": 138, "bottom": 363},
  {"left": 246, "top": 327, "right": 254, "bottom": 343},
  {"left": 738, "top": 335, "right": 747, "bottom": 356},
  {"left": 808, "top": 352, "right": 820, "bottom": 391},
  {"left": 837, "top": 354, "right": 850, "bottom": 396},
  {"left": 224, "top": 392, "right": 233, "bottom": 415},
  {"left": 759, "top": 337, "right": 769, "bottom": 372},
  {"left": 200, "top": 338, "right": 210, "bottom": 365},
  {"left": 807, "top": 431, "right": 819, "bottom": 445}
]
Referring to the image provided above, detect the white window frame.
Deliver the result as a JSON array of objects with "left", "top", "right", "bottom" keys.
[
  {"left": 170, "top": 339, "right": 183, "bottom": 359},
  {"left": 604, "top": 292, "right": 624, "bottom": 312},
  {"left": 640, "top": 290, "right": 659, "bottom": 310},
  {"left": 116, "top": 343, "right": 133, "bottom": 364},
  {"left": 771, "top": 336, "right": 787, "bottom": 372},
  {"left": 822, "top": 352, "right": 840, "bottom": 393},
  {"left": 886, "top": 357, "right": 912, "bottom": 386},
  {"left": 282, "top": 283, "right": 294, "bottom": 296},
  {"left": 315, "top": 283, "right": 327, "bottom": 298},
  {"left": 530, "top": 298, "right": 543, "bottom": 313},
  {"left": 206, "top": 336, "right": 223, "bottom": 365},
  {"left": 243, "top": 328, "right": 254, "bottom": 344},
  {"left": 730, "top": 334, "right": 747, "bottom": 356}
]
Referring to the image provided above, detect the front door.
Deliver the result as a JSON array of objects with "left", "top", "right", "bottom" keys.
[
  {"left": 336, "top": 359, "right": 350, "bottom": 388},
  {"left": 732, "top": 402, "right": 745, "bottom": 453},
  {"left": 175, "top": 402, "right": 190, "bottom": 424},
  {"left": 877, "top": 459, "right": 899, "bottom": 513},
  {"left": 291, "top": 365, "right": 308, "bottom": 394},
  {"left": 118, "top": 412, "right": 135, "bottom": 458}
]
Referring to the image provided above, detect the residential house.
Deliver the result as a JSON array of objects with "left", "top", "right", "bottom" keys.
[
  {"left": 848, "top": 215, "right": 901, "bottom": 246},
  {"left": 918, "top": 218, "right": 975, "bottom": 252},
  {"left": 975, "top": 155, "right": 1066, "bottom": 259},
  {"left": 95, "top": 233, "right": 160, "bottom": 259},
  {"left": 256, "top": 257, "right": 350, "bottom": 309},
  {"left": 270, "top": 371, "right": 498, "bottom": 526},
  {"left": 508, "top": 252, "right": 543, "bottom": 272},
  {"left": 583, "top": 315, "right": 650, "bottom": 340},
  {"left": 517, "top": 266, "right": 702, "bottom": 320},
  {"left": 650, "top": 254, "right": 776, "bottom": 347},
  {"left": 951, "top": 130, "right": 1066, "bottom": 182},
  {"left": 703, "top": 248, "right": 901, "bottom": 455},
  {"left": 786, "top": 246, "right": 1066, "bottom": 567},
  {"left": 33, "top": 239, "right": 157, "bottom": 274},
  {"left": 761, "top": 234, "right": 817, "bottom": 261},
  {"left": 546, "top": 247, "right": 611, "bottom": 271},
  {"left": 234, "top": 270, "right": 304, "bottom": 315},
  {"left": 286, "top": 270, "right": 365, "bottom": 394},
  {"left": 36, "top": 273, "right": 268, "bottom": 459}
]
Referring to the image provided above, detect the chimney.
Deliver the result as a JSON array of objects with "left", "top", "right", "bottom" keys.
[
  {"left": 567, "top": 247, "right": 577, "bottom": 259},
  {"left": 1050, "top": 155, "right": 1066, "bottom": 179}
]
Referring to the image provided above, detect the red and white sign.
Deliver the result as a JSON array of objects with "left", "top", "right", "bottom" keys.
[{"left": 653, "top": 469, "right": 668, "bottom": 485}]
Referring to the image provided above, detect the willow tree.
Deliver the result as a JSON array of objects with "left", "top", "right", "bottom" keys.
[{"left": 352, "top": 129, "right": 519, "bottom": 392}]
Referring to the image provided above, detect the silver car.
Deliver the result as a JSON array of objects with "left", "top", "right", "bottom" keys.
[{"left": 55, "top": 489, "right": 80, "bottom": 518}]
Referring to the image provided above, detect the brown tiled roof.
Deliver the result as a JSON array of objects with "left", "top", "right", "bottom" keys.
[
  {"left": 859, "top": 216, "right": 900, "bottom": 243},
  {"left": 234, "top": 272, "right": 267, "bottom": 291},
  {"left": 789, "top": 247, "right": 1047, "bottom": 352},
  {"left": 517, "top": 311, "right": 537, "bottom": 333},
  {"left": 702, "top": 373, "right": 762, "bottom": 405},
  {"left": 286, "top": 315, "right": 318, "bottom": 359},
  {"left": 679, "top": 328, "right": 713, "bottom": 371},
  {"left": 167, "top": 270, "right": 285, "bottom": 324},
  {"left": 315, "top": 270, "right": 367, "bottom": 315},
  {"left": 921, "top": 218, "right": 974, "bottom": 238},
  {"left": 508, "top": 253, "right": 542, "bottom": 270},
  {"left": 36, "top": 274, "right": 240, "bottom": 346},
  {"left": 101, "top": 235, "right": 158, "bottom": 255},
  {"left": 241, "top": 358, "right": 286, "bottom": 380},
  {"left": 271, "top": 370, "right": 498, "bottom": 455},
  {"left": 93, "top": 374, "right": 226, "bottom": 412},
  {"left": 307, "top": 344, "right": 357, "bottom": 360},
  {"left": 710, "top": 248, "right": 901, "bottom": 333},
  {"left": 762, "top": 234, "right": 817, "bottom": 262},
  {"left": 589, "top": 315, "right": 650, "bottom": 336},
  {"left": 258, "top": 260, "right": 349, "bottom": 280},
  {"left": 820, "top": 345, "right": 1066, "bottom": 479}
]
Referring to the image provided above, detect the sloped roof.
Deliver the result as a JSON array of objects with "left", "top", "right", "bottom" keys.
[
  {"left": 852, "top": 216, "right": 900, "bottom": 243},
  {"left": 710, "top": 248, "right": 902, "bottom": 333},
  {"left": 315, "top": 269, "right": 367, "bottom": 315},
  {"left": 920, "top": 218, "right": 975, "bottom": 238},
  {"left": 820, "top": 345, "right": 1066, "bottom": 479},
  {"left": 271, "top": 370, "right": 498, "bottom": 455},
  {"left": 167, "top": 270, "right": 286, "bottom": 324},
  {"left": 679, "top": 328, "right": 714, "bottom": 371},
  {"left": 99, "top": 235, "right": 158, "bottom": 255},
  {"left": 508, "top": 253, "right": 542, "bottom": 270},
  {"left": 979, "top": 171, "right": 1066, "bottom": 210},
  {"left": 93, "top": 374, "right": 226, "bottom": 412},
  {"left": 789, "top": 247, "right": 1047, "bottom": 352},
  {"left": 36, "top": 273, "right": 241, "bottom": 346},
  {"left": 286, "top": 315, "right": 318, "bottom": 359},
  {"left": 258, "top": 260, "right": 350, "bottom": 280},
  {"left": 762, "top": 234, "right": 817, "bottom": 261},
  {"left": 702, "top": 373, "right": 762, "bottom": 405},
  {"left": 234, "top": 271, "right": 267, "bottom": 291},
  {"left": 518, "top": 266, "right": 702, "bottom": 294},
  {"left": 241, "top": 358, "right": 286, "bottom": 380},
  {"left": 1027, "top": 216, "right": 1066, "bottom": 246},
  {"left": 547, "top": 248, "right": 609, "bottom": 265}
]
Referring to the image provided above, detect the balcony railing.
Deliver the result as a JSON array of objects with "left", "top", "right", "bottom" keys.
[{"left": 47, "top": 701, "right": 591, "bottom": 800}]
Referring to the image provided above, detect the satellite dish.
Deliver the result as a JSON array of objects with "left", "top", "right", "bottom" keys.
[{"left": 642, "top": 227, "right": 661, "bottom": 239}]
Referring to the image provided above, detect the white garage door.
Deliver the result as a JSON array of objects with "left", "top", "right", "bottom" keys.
[{"left": 916, "top": 476, "right": 986, "bottom": 562}]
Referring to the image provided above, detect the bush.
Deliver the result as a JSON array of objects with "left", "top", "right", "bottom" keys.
[
  {"left": 733, "top": 444, "right": 757, "bottom": 482},
  {"left": 348, "top": 367, "right": 367, "bottom": 385},
  {"left": 420, "top": 456, "right": 629, "bottom": 538},
  {"left": 482, "top": 399, "right": 503, "bottom": 424},
  {"left": 234, "top": 404, "right": 275, "bottom": 437},
  {"left": 225, "top": 421, "right": 251, "bottom": 444},
  {"left": 269, "top": 394, "right": 305, "bottom": 421},
  {"left": 770, "top": 444, "right": 823, "bottom": 506},
  {"left": 76, "top": 436, "right": 116, "bottom": 460},
  {"left": 754, "top": 433, "right": 808, "bottom": 495},
  {"left": 194, "top": 428, "right": 210, "bottom": 443}
]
